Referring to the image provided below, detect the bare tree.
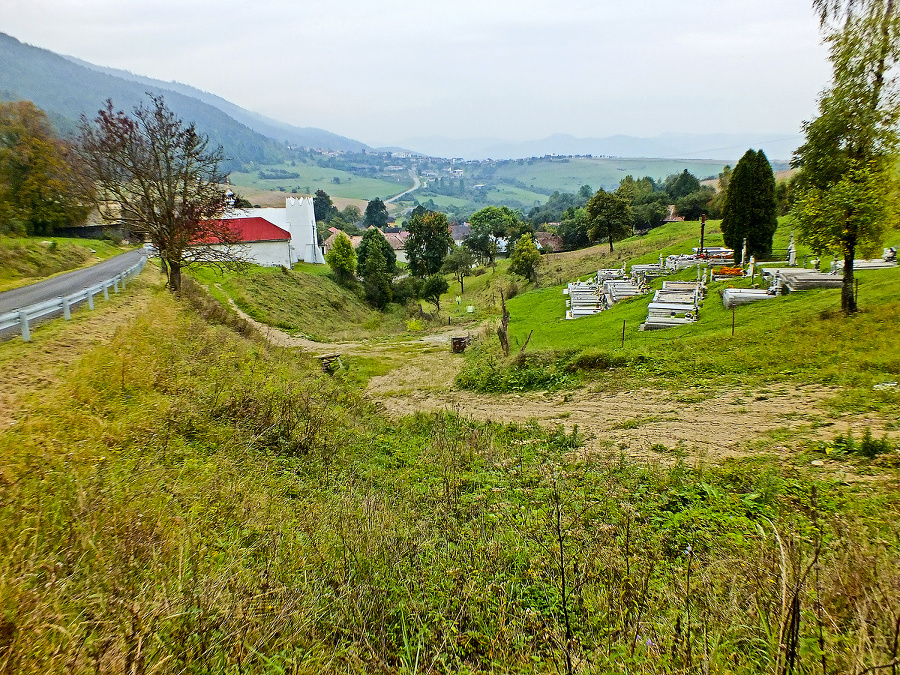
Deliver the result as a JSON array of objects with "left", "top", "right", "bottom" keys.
[{"left": 76, "top": 95, "right": 247, "bottom": 291}]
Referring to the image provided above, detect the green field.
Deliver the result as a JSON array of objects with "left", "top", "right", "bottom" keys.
[
  {"left": 491, "top": 156, "right": 734, "bottom": 193},
  {"left": 228, "top": 161, "right": 413, "bottom": 202}
]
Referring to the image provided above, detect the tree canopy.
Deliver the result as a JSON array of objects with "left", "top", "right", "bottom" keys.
[
  {"left": 404, "top": 209, "right": 453, "bottom": 277},
  {"left": 76, "top": 95, "right": 242, "bottom": 292},
  {"left": 356, "top": 226, "right": 397, "bottom": 276},
  {"left": 720, "top": 149, "right": 778, "bottom": 263},
  {"left": 313, "top": 189, "right": 338, "bottom": 223},
  {"left": 791, "top": 0, "right": 900, "bottom": 312},
  {"left": 466, "top": 205, "right": 519, "bottom": 263},
  {"left": 0, "top": 101, "right": 91, "bottom": 236},
  {"left": 325, "top": 232, "right": 357, "bottom": 283},
  {"left": 585, "top": 190, "right": 633, "bottom": 252},
  {"left": 364, "top": 198, "right": 389, "bottom": 229},
  {"left": 508, "top": 234, "right": 541, "bottom": 283}
]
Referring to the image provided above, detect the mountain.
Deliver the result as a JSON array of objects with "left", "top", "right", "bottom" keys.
[
  {"left": 393, "top": 132, "right": 803, "bottom": 163},
  {"left": 62, "top": 56, "right": 369, "bottom": 153},
  {"left": 0, "top": 32, "right": 368, "bottom": 170}
]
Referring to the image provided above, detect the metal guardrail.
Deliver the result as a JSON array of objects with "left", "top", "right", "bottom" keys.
[{"left": 0, "top": 255, "right": 148, "bottom": 341}]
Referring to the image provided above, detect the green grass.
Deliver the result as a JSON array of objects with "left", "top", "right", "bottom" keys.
[
  {"left": 228, "top": 161, "right": 412, "bottom": 202},
  {"left": 2, "top": 281, "right": 900, "bottom": 673},
  {"left": 190, "top": 264, "right": 411, "bottom": 341},
  {"left": 456, "top": 217, "right": 900, "bottom": 402},
  {"left": 491, "top": 157, "right": 734, "bottom": 193},
  {"left": 0, "top": 236, "right": 129, "bottom": 291}
]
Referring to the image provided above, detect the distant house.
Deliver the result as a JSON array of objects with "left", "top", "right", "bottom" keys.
[
  {"left": 535, "top": 231, "right": 564, "bottom": 253},
  {"left": 202, "top": 217, "right": 292, "bottom": 267},
  {"left": 226, "top": 196, "right": 325, "bottom": 264},
  {"left": 449, "top": 223, "right": 471, "bottom": 247}
]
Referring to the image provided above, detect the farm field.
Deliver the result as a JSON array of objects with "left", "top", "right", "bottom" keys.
[{"left": 228, "top": 160, "right": 413, "bottom": 204}]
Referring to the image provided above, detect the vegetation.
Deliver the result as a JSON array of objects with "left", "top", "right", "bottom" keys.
[
  {"left": 324, "top": 231, "right": 357, "bottom": 284},
  {"left": 585, "top": 189, "right": 634, "bottom": 252},
  {"left": 0, "top": 236, "right": 126, "bottom": 291},
  {"left": 2, "top": 268, "right": 900, "bottom": 674},
  {"left": 721, "top": 149, "right": 778, "bottom": 263},
  {"left": 791, "top": 0, "right": 900, "bottom": 313},
  {"left": 77, "top": 95, "right": 246, "bottom": 292},
  {"left": 509, "top": 234, "right": 542, "bottom": 283},
  {"left": 404, "top": 208, "right": 454, "bottom": 277},
  {"left": 0, "top": 101, "right": 91, "bottom": 236}
]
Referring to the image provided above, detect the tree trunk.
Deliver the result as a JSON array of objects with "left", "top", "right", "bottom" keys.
[
  {"left": 168, "top": 259, "right": 182, "bottom": 293},
  {"left": 841, "top": 250, "right": 856, "bottom": 313},
  {"left": 608, "top": 236, "right": 614, "bottom": 253}
]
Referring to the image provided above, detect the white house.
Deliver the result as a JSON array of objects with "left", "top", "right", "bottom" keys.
[
  {"left": 203, "top": 217, "right": 293, "bottom": 267},
  {"left": 227, "top": 196, "right": 325, "bottom": 264}
]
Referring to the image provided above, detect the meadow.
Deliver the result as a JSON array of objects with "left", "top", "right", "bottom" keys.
[{"left": 1, "top": 270, "right": 899, "bottom": 674}]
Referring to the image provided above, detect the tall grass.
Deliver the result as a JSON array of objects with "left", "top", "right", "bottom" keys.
[{"left": 1, "top": 286, "right": 900, "bottom": 673}]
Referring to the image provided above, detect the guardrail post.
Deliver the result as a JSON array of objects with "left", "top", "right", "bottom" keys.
[
  {"left": 62, "top": 296, "right": 71, "bottom": 320},
  {"left": 103, "top": 281, "right": 109, "bottom": 301},
  {"left": 87, "top": 289, "right": 95, "bottom": 310},
  {"left": 19, "top": 310, "right": 30, "bottom": 342},
  {"left": 113, "top": 276, "right": 119, "bottom": 293}
]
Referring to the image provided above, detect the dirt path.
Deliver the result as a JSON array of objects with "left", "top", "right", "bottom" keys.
[{"left": 226, "top": 305, "right": 879, "bottom": 460}]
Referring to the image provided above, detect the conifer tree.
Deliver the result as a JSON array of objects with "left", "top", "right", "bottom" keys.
[{"left": 720, "top": 149, "right": 778, "bottom": 264}]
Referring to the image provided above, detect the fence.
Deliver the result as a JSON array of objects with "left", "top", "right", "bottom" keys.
[{"left": 0, "top": 255, "right": 148, "bottom": 342}]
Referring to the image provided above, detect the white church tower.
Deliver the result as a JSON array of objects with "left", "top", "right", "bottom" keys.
[{"left": 285, "top": 196, "right": 326, "bottom": 264}]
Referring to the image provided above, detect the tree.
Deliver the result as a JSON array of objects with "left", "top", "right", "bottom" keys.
[
  {"left": 442, "top": 246, "right": 474, "bottom": 293},
  {"left": 364, "top": 197, "right": 389, "bottom": 229},
  {"left": 77, "top": 96, "right": 243, "bottom": 292},
  {"left": 0, "top": 101, "right": 91, "bottom": 236},
  {"left": 509, "top": 234, "right": 541, "bottom": 283},
  {"left": 720, "top": 150, "right": 778, "bottom": 264},
  {"left": 404, "top": 208, "right": 453, "bottom": 277},
  {"left": 791, "top": 1, "right": 899, "bottom": 312},
  {"left": 341, "top": 204, "right": 362, "bottom": 224},
  {"left": 360, "top": 239, "right": 392, "bottom": 309},
  {"left": 675, "top": 186, "right": 716, "bottom": 221},
  {"left": 325, "top": 232, "right": 357, "bottom": 283},
  {"left": 357, "top": 226, "right": 397, "bottom": 276},
  {"left": 313, "top": 189, "right": 338, "bottom": 222},
  {"left": 466, "top": 205, "right": 518, "bottom": 264},
  {"left": 665, "top": 169, "right": 701, "bottom": 200},
  {"left": 585, "top": 190, "right": 633, "bottom": 252},
  {"left": 421, "top": 274, "right": 449, "bottom": 312},
  {"left": 557, "top": 207, "right": 591, "bottom": 250}
]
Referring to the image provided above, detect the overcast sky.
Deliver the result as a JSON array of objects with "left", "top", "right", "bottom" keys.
[{"left": 5, "top": 0, "right": 831, "bottom": 147}]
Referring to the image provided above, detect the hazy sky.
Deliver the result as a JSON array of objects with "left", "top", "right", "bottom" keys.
[{"left": 5, "top": 0, "right": 831, "bottom": 147}]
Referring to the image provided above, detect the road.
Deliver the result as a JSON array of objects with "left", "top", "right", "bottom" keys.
[
  {"left": 385, "top": 168, "right": 421, "bottom": 204},
  {"left": 0, "top": 248, "right": 147, "bottom": 314}
]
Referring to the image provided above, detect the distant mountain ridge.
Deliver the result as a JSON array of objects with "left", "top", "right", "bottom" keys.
[
  {"left": 393, "top": 132, "right": 803, "bottom": 163},
  {"left": 62, "top": 56, "right": 369, "bottom": 153},
  {"left": 0, "top": 32, "right": 369, "bottom": 170}
]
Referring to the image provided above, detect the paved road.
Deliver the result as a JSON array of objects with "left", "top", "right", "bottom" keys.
[
  {"left": 0, "top": 248, "right": 147, "bottom": 314},
  {"left": 385, "top": 169, "right": 421, "bottom": 204}
]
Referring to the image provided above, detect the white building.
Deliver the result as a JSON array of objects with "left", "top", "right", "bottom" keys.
[{"left": 228, "top": 196, "right": 325, "bottom": 264}]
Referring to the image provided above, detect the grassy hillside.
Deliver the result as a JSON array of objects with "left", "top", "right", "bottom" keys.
[
  {"left": 0, "top": 235, "right": 128, "bottom": 291},
  {"left": 1, "top": 266, "right": 899, "bottom": 673},
  {"left": 191, "top": 264, "right": 411, "bottom": 341},
  {"left": 456, "top": 218, "right": 900, "bottom": 409}
]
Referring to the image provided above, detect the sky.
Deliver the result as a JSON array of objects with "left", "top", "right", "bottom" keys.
[{"left": 4, "top": 0, "right": 832, "bottom": 148}]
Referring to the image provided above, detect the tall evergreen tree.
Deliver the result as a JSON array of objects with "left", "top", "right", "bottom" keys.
[
  {"left": 720, "top": 149, "right": 778, "bottom": 264},
  {"left": 357, "top": 226, "right": 397, "bottom": 276},
  {"left": 364, "top": 198, "right": 389, "bottom": 229}
]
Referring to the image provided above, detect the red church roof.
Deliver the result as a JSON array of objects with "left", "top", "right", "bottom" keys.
[{"left": 202, "top": 217, "right": 290, "bottom": 243}]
